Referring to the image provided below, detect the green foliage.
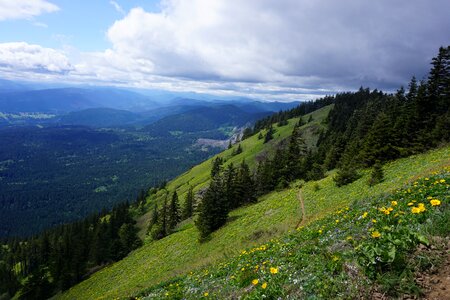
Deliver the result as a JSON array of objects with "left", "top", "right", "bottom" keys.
[
  {"left": 168, "top": 192, "right": 180, "bottom": 232},
  {"left": 368, "top": 162, "right": 384, "bottom": 186},
  {"left": 263, "top": 126, "right": 274, "bottom": 143},
  {"left": 333, "top": 166, "right": 360, "bottom": 187}
]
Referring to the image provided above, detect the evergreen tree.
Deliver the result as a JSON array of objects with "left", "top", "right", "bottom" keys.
[
  {"left": 147, "top": 204, "right": 159, "bottom": 234},
  {"left": 368, "top": 162, "right": 384, "bottom": 186},
  {"left": 264, "top": 126, "right": 274, "bottom": 143},
  {"left": 236, "top": 160, "right": 256, "bottom": 205},
  {"left": 233, "top": 144, "right": 243, "bottom": 155},
  {"left": 224, "top": 163, "right": 238, "bottom": 209},
  {"left": 195, "top": 175, "right": 228, "bottom": 241},
  {"left": 168, "top": 191, "right": 180, "bottom": 231},
  {"left": 257, "top": 132, "right": 263, "bottom": 140},
  {"left": 182, "top": 186, "right": 194, "bottom": 219},
  {"left": 211, "top": 157, "right": 223, "bottom": 178}
]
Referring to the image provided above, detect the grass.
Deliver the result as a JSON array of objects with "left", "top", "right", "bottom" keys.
[
  {"left": 136, "top": 105, "right": 333, "bottom": 238},
  {"left": 138, "top": 165, "right": 450, "bottom": 299},
  {"left": 58, "top": 145, "right": 449, "bottom": 300}
]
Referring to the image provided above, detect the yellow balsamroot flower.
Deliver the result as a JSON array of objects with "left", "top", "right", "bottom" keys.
[
  {"left": 407, "top": 202, "right": 414, "bottom": 206},
  {"left": 440, "top": 179, "right": 445, "bottom": 183},
  {"left": 391, "top": 201, "right": 398, "bottom": 206},
  {"left": 411, "top": 207, "right": 421, "bottom": 214},
  {"left": 417, "top": 203, "right": 426, "bottom": 212},
  {"left": 318, "top": 229, "right": 323, "bottom": 234},
  {"left": 362, "top": 212, "right": 368, "bottom": 218},
  {"left": 371, "top": 231, "right": 381, "bottom": 238},
  {"left": 430, "top": 199, "right": 441, "bottom": 206},
  {"left": 270, "top": 267, "right": 278, "bottom": 274},
  {"left": 427, "top": 196, "right": 433, "bottom": 200},
  {"left": 204, "top": 292, "right": 209, "bottom": 297},
  {"left": 252, "top": 279, "right": 259, "bottom": 285},
  {"left": 372, "top": 219, "right": 377, "bottom": 223},
  {"left": 262, "top": 282, "right": 267, "bottom": 289}
]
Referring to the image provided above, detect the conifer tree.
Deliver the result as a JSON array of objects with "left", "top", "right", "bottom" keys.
[
  {"left": 147, "top": 204, "right": 158, "bottom": 234},
  {"left": 236, "top": 160, "right": 256, "bottom": 205},
  {"left": 211, "top": 157, "right": 223, "bottom": 178},
  {"left": 195, "top": 175, "right": 228, "bottom": 241},
  {"left": 168, "top": 191, "right": 180, "bottom": 231},
  {"left": 264, "top": 126, "right": 274, "bottom": 143}
]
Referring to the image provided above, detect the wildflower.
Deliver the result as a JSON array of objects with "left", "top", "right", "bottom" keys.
[
  {"left": 411, "top": 207, "right": 421, "bottom": 214},
  {"left": 391, "top": 201, "right": 398, "bottom": 206},
  {"left": 371, "top": 231, "right": 381, "bottom": 238},
  {"left": 262, "top": 282, "right": 267, "bottom": 289},
  {"left": 362, "top": 212, "right": 368, "bottom": 218},
  {"left": 270, "top": 267, "right": 278, "bottom": 274},
  {"left": 335, "top": 219, "right": 339, "bottom": 223},
  {"left": 204, "top": 292, "right": 209, "bottom": 297},
  {"left": 252, "top": 279, "right": 259, "bottom": 285},
  {"left": 418, "top": 203, "right": 426, "bottom": 212},
  {"left": 241, "top": 267, "right": 245, "bottom": 271},
  {"left": 440, "top": 179, "right": 446, "bottom": 183},
  {"left": 427, "top": 196, "right": 433, "bottom": 200},
  {"left": 332, "top": 255, "right": 339, "bottom": 262},
  {"left": 372, "top": 219, "right": 377, "bottom": 223},
  {"left": 388, "top": 207, "right": 394, "bottom": 212},
  {"left": 407, "top": 202, "right": 414, "bottom": 206},
  {"left": 425, "top": 178, "right": 429, "bottom": 181},
  {"left": 430, "top": 199, "right": 441, "bottom": 206}
]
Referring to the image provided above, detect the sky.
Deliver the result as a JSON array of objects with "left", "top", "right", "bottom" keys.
[{"left": 0, "top": 0, "right": 449, "bottom": 101}]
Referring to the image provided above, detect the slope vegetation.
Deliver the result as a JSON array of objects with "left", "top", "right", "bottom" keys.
[{"left": 59, "top": 143, "right": 449, "bottom": 299}]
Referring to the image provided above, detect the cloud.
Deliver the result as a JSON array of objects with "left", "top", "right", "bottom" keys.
[
  {"left": 110, "top": 1, "right": 125, "bottom": 15},
  {"left": 104, "top": 0, "right": 450, "bottom": 92},
  {"left": 0, "top": 0, "right": 59, "bottom": 21},
  {"left": 1, "top": 1, "right": 449, "bottom": 101},
  {"left": 0, "top": 42, "right": 72, "bottom": 74}
]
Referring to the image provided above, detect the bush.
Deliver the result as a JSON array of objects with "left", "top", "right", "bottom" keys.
[
  {"left": 368, "top": 162, "right": 384, "bottom": 186},
  {"left": 333, "top": 167, "right": 360, "bottom": 187}
]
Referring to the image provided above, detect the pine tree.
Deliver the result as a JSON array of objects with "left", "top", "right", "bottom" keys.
[
  {"left": 211, "top": 157, "right": 223, "bottom": 178},
  {"left": 258, "top": 132, "right": 263, "bottom": 140},
  {"left": 235, "top": 160, "right": 256, "bottom": 205},
  {"left": 168, "top": 191, "right": 180, "bottom": 231},
  {"left": 368, "top": 162, "right": 384, "bottom": 186},
  {"left": 233, "top": 144, "right": 243, "bottom": 155},
  {"left": 147, "top": 204, "right": 158, "bottom": 234},
  {"left": 264, "top": 126, "right": 274, "bottom": 143},
  {"left": 182, "top": 186, "right": 194, "bottom": 219},
  {"left": 224, "top": 163, "right": 238, "bottom": 209},
  {"left": 195, "top": 175, "right": 228, "bottom": 241}
]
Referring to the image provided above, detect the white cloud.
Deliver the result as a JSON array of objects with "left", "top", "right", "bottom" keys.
[
  {"left": 1, "top": 1, "right": 449, "bottom": 101},
  {"left": 0, "top": 42, "right": 72, "bottom": 74},
  {"left": 0, "top": 0, "right": 59, "bottom": 21},
  {"left": 104, "top": 0, "right": 450, "bottom": 91},
  {"left": 110, "top": 1, "right": 125, "bottom": 15}
]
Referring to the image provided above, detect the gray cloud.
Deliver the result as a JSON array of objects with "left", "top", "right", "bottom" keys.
[{"left": 1, "top": 0, "right": 449, "bottom": 101}]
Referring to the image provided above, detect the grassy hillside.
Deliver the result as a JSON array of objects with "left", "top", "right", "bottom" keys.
[
  {"left": 59, "top": 145, "right": 449, "bottom": 299},
  {"left": 136, "top": 104, "right": 333, "bottom": 238},
  {"left": 140, "top": 165, "right": 449, "bottom": 299}
]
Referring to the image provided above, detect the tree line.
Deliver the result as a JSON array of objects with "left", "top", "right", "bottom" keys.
[{"left": 0, "top": 201, "right": 142, "bottom": 299}]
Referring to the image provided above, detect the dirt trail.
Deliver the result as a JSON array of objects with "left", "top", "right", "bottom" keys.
[{"left": 295, "top": 189, "right": 306, "bottom": 229}]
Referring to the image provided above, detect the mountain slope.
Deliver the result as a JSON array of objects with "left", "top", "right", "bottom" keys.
[
  {"left": 0, "top": 87, "right": 159, "bottom": 113},
  {"left": 59, "top": 144, "right": 449, "bottom": 299}
]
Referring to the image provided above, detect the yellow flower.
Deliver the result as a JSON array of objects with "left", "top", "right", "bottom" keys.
[
  {"left": 372, "top": 219, "right": 377, "bottom": 223},
  {"left": 371, "top": 231, "right": 381, "bottom": 238},
  {"left": 270, "top": 267, "right": 278, "bottom": 274},
  {"left": 388, "top": 207, "right": 394, "bottom": 212},
  {"left": 362, "top": 212, "right": 368, "bottom": 218},
  {"left": 252, "top": 279, "right": 259, "bottom": 285},
  {"left": 430, "top": 199, "right": 441, "bottom": 206},
  {"left": 262, "top": 282, "right": 267, "bottom": 289},
  {"left": 440, "top": 179, "right": 445, "bottom": 183},
  {"left": 383, "top": 210, "right": 390, "bottom": 215},
  {"left": 417, "top": 203, "right": 426, "bottom": 212},
  {"left": 427, "top": 196, "right": 433, "bottom": 200},
  {"left": 411, "top": 207, "right": 421, "bottom": 214},
  {"left": 318, "top": 229, "right": 322, "bottom": 234},
  {"left": 204, "top": 292, "right": 209, "bottom": 297},
  {"left": 391, "top": 201, "right": 398, "bottom": 206},
  {"left": 335, "top": 219, "right": 339, "bottom": 223},
  {"left": 407, "top": 202, "right": 414, "bottom": 206},
  {"left": 241, "top": 267, "right": 245, "bottom": 271}
]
